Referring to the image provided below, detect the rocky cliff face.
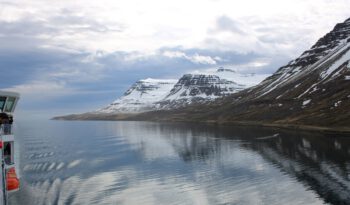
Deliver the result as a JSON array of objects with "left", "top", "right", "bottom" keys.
[{"left": 156, "top": 74, "right": 245, "bottom": 109}]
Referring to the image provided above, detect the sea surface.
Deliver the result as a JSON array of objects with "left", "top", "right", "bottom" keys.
[{"left": 8, "top": 120, "right": 350, "bottom": 205}]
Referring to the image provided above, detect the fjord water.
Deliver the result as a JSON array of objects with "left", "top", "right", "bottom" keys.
[{"left": 9, "top": 120, "right": 350, "bottom": 205}]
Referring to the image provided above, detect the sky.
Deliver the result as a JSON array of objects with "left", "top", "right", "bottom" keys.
[{"left": 0, "top": 0, "right": 349, "bottom": 118}]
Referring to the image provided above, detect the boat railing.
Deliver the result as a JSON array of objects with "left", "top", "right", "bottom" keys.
[{"left": 0, "top": 124, "right": 12, "bottom": 135}]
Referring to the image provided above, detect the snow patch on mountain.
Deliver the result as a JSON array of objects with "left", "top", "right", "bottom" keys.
[
  {"left": 320, "top": 46, "right": 350, "bottom": 80},
  {"left": 302, "top": 99, "right": 311, "bottom": 106}
]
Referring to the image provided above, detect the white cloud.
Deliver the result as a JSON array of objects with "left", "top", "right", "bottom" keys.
[
  {"left": 163, "top": 51, "right": 217, "bottom": 65},
  {"left": 163, "top": 51, "right": 187, "bottom": 58},
  {"left": 190, "top": 54, "right": 217, "bottom": 65},
  {"left": 1, "top": 0, "right": 349, "bottom": 56}
]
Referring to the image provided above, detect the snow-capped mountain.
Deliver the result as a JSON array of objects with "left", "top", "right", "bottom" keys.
[
  {"left": 97, "top": 68, "right": 269, "bottom": 113},
  {"left": 97, "top": 78, "right": 177, "bottom": 113},
  {"left": 155, "top": 74, "right": 244, "bottom": 109}
]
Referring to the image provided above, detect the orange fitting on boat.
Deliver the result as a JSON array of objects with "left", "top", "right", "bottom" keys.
[{"left": 6, "top": 167, "right": 20, "bottom": 191}]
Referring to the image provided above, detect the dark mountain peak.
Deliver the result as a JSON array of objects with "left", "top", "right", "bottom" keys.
[{"left": 312, "top": 18, "right": 350, "bottom": 49}]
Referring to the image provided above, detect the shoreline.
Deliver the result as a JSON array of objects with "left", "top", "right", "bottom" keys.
[{"left": 52, "top": 115, "right": 350, "bottom": 134}]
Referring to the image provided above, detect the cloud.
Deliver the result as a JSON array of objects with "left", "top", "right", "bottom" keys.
[
  {"left": 49, "top": 9, "right": 124, "bottom": 33},
  {"left": 0, "top": 9, "right": 123, "bottom": 37},
  {"left": 190, "top": 54, "right": 217, "bottom": 65},
  {"left": 1, "top": 0, "right": 349, "bottom": 54},
  {"left": 162, "top": 51, "right": 217, "bottom": 65},
  {"left": 202, "top": 14, "right": 346, "bottom": 59},
  {"left": 5, "top": 81, "right": 72, "bottom": 100},
  {"left": 211, "top": 15, "right": 246, "bottom": 35}
]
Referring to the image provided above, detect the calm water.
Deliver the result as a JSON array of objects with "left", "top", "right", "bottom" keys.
[{"left": 8, "top": 120, "right": 350, "bottom": 205}]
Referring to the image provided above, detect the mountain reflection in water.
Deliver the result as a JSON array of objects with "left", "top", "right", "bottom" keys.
[{"left": 9, "top": 120, "right": 350, "bottom": 205}]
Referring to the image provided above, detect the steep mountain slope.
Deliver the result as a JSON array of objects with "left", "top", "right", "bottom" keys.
[{"left": 130, "top": 18, "right": 350, "bottom": 130}]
